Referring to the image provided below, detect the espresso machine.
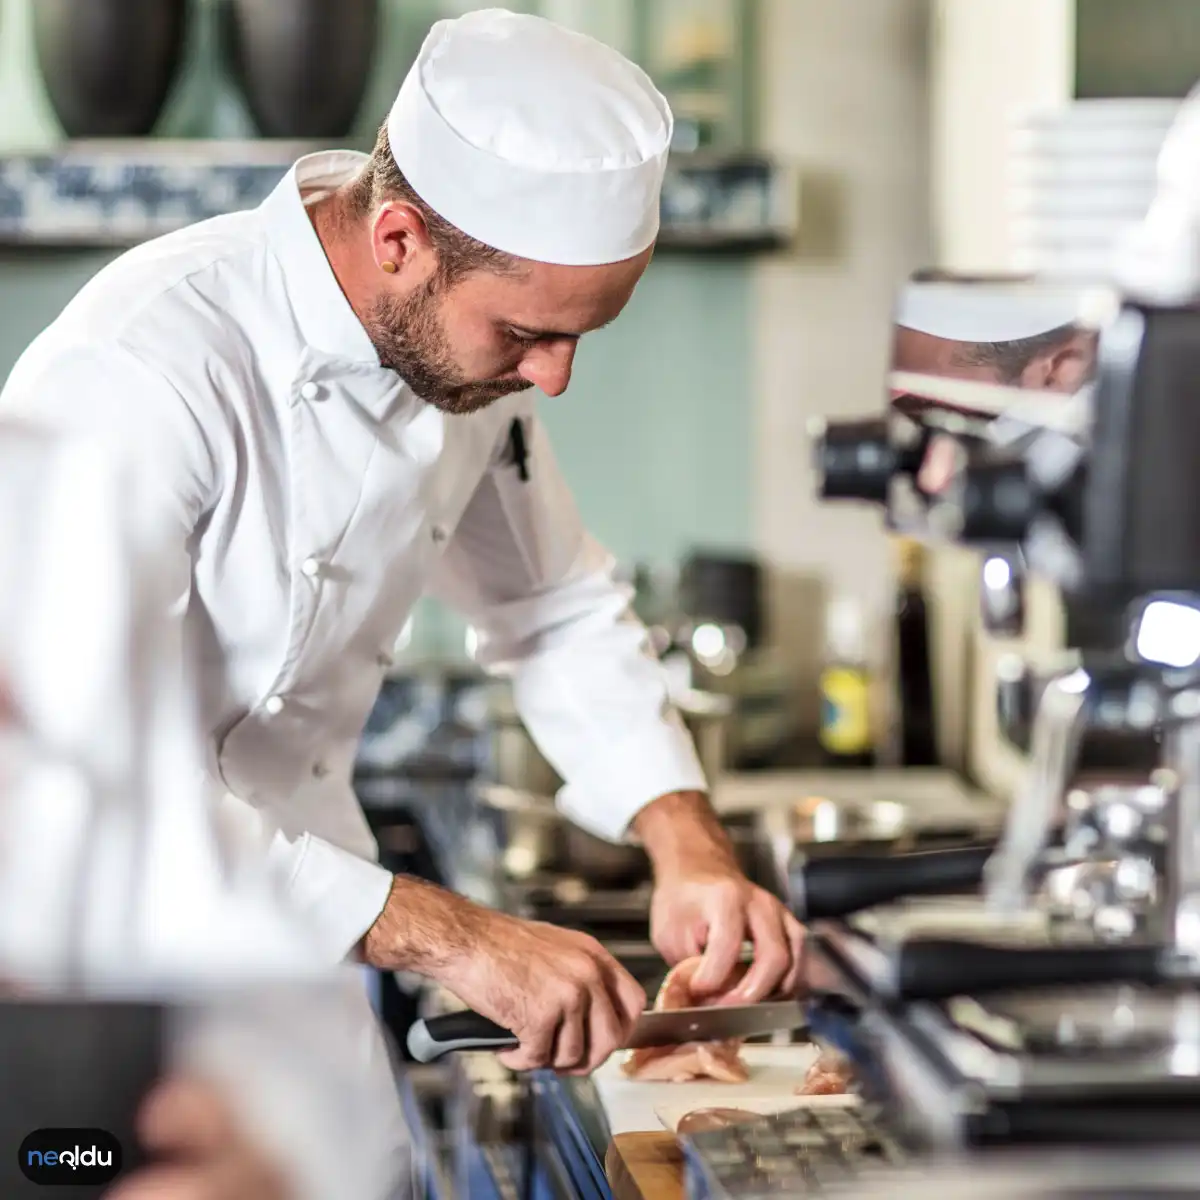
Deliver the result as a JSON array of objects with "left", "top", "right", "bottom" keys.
[{"left": 770, "top": 267, "right": 1200, "bottom": 1168}]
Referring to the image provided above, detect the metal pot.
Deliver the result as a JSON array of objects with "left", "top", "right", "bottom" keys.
[
  {"left": 561, "top": 822, "right": 649, "bottom": 888},
  {"left": 473, "top": 785, "right": 560, "bottom": 882},
  {"left": 487, "top": 687, "right": 730, "bottom": 795},
  {"left": 487, "top": 711, "right": 561, "bottom": 797},
  {"left": 676, "top": 688, "right": 732, "bottom": 784},
  {"left": 479, "top": 687, "right": 732, "bottom": 885},
  {"left": 474, "top": 785, "right": 776, "bottom": 891},
  {"left": 474, "top": 785, "right": 648, "bottom": 887}
]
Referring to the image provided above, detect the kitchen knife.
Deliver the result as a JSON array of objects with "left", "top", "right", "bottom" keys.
[{"left": 406, "top": 1000, "right": 805, "bottom": 1063}]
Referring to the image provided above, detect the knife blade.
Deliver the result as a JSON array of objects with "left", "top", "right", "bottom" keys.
[{"left": 406, "top": 1001, "right": 805, "bottom": 1063}]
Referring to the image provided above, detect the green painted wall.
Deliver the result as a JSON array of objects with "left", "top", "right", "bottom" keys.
[
  {"left": 1076, "top": 0, "right": 1200, "bottom": 99},
  {"left": 0, "top": 0, "right": 752, "bottom": 568}
]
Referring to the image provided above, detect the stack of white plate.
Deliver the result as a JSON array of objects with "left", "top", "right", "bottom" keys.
[{"left": 1008, "top": 98, "right": 1181, "bottom": 280}]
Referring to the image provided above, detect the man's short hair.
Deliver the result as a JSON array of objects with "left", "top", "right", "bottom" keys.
[
  {"left": 348, "top": 122, "right": 524, "bottom": 282},
  {"left": 954, "top": 324, "right": 1079, "bottom": 385}
]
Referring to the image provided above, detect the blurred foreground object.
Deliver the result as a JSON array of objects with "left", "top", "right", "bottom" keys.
[
  {"left": 1116, "top": 83, "right": 1200, "bottom": 304},
  {"left": 0, "top": 419, "right": 410, "bottom": 1199}
]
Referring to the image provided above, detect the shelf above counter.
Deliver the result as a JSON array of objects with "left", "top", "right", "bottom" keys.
[{"left": 0, "top": 140, "right": 799, "bottom": 253}]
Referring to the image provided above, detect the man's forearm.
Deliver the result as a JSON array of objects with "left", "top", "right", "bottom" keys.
[
  {"left": 632, "top": 790, "right": 740, "bottom": 878},
  {"left": 359, "top": 874, "right": 481, "bottom": 975}
]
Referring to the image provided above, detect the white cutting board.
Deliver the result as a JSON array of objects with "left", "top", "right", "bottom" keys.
[{"left": 591, "top": 1043, "right": 821, "bottom": 1135}]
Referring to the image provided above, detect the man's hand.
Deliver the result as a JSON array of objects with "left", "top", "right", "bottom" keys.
[
  {"left": 916, "top": 434, "right": 961, "bottom": 496},
  {"left": 362, "top": 876, "right": 645, "bottom": 1073},
  {"left": 635, "top": 792, "right": 804, "bottom": 1002},
  {"left": 105, "top": 1077, "right": 289, "bottom": 1200}
]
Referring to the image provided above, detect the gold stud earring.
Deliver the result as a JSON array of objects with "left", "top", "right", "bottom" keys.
[{"left": 381, "top": 261, "right": 398, "bottom": 274}]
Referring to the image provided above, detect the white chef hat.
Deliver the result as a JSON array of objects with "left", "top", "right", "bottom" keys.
[
  {"left": 896, "top": 282, "right": 1084, "bottom": 343},
  {"left": 387, "top": 8, "right": 674, "bottom": 267}
]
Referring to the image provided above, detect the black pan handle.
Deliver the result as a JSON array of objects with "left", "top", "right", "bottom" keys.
[
  {"left": 406, "top": 1012, "right": 518, "bottom": 1062},
  {"left": 793, "top": 844, "right": 995, "bottom": 919},
  {"left": 889, "top": 939, "right": 1161, "bottom": 1001}
]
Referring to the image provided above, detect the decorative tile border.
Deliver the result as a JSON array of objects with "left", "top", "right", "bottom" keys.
[{"left": 0, "top": 142, "right": 798, "bottom": 251}]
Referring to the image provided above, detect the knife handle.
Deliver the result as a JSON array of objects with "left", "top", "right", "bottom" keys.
[
  {"left": 793, "top": 844, "right": 995, "bottom": 919},
  {"left": 889, "top": 939, "right": 1161, "bottom": 1001},
  {"left": 407, "top": 1013, "right": 519, "bottom": 1062}
]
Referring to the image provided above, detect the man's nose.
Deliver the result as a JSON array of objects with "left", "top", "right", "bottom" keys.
[{"left": 518, "top": 341, "right": 576, "bottom": 397}]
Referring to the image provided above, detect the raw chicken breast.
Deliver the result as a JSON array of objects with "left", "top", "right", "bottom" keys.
[
  {"left": 621, "top": 957, "right": 750, "bottom": 1083},
  {"left": 676, "top": 1107, "right": 762, "bottom": 1135},
  {"left": 797, "top": 1048, "right": 854, "bottom": 1096}
]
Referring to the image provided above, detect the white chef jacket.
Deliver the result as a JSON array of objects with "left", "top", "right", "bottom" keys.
[{"left": 1, "top": 151, "right": 707, "bottom": 962}]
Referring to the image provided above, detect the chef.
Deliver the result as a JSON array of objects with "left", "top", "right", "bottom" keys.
[
  {"left": 1, "top": 7, "right": 801, "bottom": 1081},
  {"left": 891, "top": 283, "right": 1096, "bottom": 494}
]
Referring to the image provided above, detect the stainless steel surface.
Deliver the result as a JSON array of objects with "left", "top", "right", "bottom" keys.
[
  {"left": 560, "top": 821, "right": 647, "bottom": 887},
  {"left": 977, "top": 984, "right": 1200, "bottom": 1050},
  {"left": 759, "top": 783, "right": 1007, "bottom": 908},
  {"left": 477, "top": 783, "right": 773, "bottom": 891},
  {"left": 1164, "top": 708, "right": 1200, "bottom": 964},
  {"left": 789, "top": 796, "right": 909, "bottom": 843},
  {"left": 985, "top": 669, "right": 1091, "bottom": 913},
  {"left": 847, "top": 896, "right": 1050, "bottom": 944},
  {"left": 853, "top": 1150, "right": 1200, "bottom": 1199},
  {"left": 979, "top": 663, "right": 1200, "bottom": 955},
  {"left": 488, "top": 708, "right": 561, "bottom": 797},
  {"left": 910, "top": 989, "right": 1200, "bottom": 1096},
  {"left": 623, "top": 1000, "right": 805, "bottom": 1049},
  {"left": 766, "top": 784, "right": 1004, "bottom": 847},
  {"left": 475, "top": 784, "right": 646, "bottom": 885},
  {"left": 677, "top": 688, "right": 733, "bottom": 784},
  {"left": 486, "top": 685, "right": 730, "bottom": 797}
]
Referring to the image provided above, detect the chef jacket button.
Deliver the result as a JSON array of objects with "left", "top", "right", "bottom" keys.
[
  {"left": 299, "top": 381, "right": 321, "bottom": 402},
  {"left": 431, "top": 524, "right": 448, "bottom": 544},
  {"left": 376, "top": 651, "right": 394, "bottom": 668},
  {"left": 311, "top": 761, "right": 329, "bottom": 779},
  {"left": 300, "top": 556, "right": 322, "bottom": 578},
  {"left": 263, "top": 695, "right": 285, "bottom": 716}
]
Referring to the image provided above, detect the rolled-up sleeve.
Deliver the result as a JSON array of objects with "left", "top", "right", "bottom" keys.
[{"left": 428, "top": 406, "right": 708, "bottom": 842}]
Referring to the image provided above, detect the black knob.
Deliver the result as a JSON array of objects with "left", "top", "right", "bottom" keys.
[
  {"left": 792, "top": 844, "right": 995, "bottom": 919},
  {"left": 960, "top": 459, "right": 1040, "bottom": 544},
  {"left": 890, "top": 940, "right": 1161, "bottom": 1001},
  {"left": 814, "top": 418, "right": 925, "bottom": 505}
]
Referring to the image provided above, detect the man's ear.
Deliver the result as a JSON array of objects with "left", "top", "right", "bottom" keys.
[
  {"left": 371, "top": 202, "right": 438, "bottom": 281},
  {"left": 1022, "top": 332, "right": 1097, "bottom": 393}
]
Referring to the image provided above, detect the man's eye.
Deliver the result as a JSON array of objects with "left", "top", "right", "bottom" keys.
[{"left": 507, "top": 328, "right": 540, "bottom": 344}]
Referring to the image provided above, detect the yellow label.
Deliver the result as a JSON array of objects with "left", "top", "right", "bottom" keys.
[{"left": 818, "top": 666, "right": 873, "bottom": 754}]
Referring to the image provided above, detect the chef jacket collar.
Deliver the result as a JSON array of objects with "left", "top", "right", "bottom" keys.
[
  {"left": 261, "top": 152, "right": 385, "bottom": 370},
  {"left": 261, "top": 153, "right": 422, "bottom": 423}
]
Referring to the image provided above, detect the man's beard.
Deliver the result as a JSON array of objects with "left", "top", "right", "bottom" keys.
[{"left": 367, "top": 279, "right": 531, "bottom": 415}]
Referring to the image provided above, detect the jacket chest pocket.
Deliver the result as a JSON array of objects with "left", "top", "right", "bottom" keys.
[{"left": 488, "top": 415, "right": 579, "bottom": 589}]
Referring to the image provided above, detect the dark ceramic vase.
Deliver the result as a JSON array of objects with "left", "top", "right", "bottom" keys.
[
  {"left": 33, "top": 0, "right": 189, "bottom": 138},
  {"left": 225, "top": 0, "right": 380, "bottom": 140}
]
